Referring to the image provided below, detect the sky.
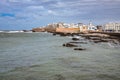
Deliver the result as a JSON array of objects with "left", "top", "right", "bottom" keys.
[{"left": 0, "top": 0, "right": 120, "bottom": 30}]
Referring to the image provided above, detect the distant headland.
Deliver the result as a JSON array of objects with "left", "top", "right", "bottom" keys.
[{"left": 32, "top": 22, "right": 120, "bottom": 33}]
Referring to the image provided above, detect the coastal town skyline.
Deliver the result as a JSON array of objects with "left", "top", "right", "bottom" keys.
[{"left": 0, "top": 0, "right": 120, "bottom": 30}]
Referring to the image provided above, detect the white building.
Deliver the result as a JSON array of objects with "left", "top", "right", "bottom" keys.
[
  {"left": 104, "top": 22, "right": 120, "bottom": 32},
  {"left": 87, "top": 22, "right": 97, "bottom": 31},
  {"left": 69, "top": 23, "right": 79, "bottom": 28},
  {"left": 62, "top": 23, "right": 79, "bottom": 28},
  {"left": 63, "top": 23, "right": 70, "bottom": 28}
]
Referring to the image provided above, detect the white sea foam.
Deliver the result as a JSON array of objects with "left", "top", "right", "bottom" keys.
[{"left": 7, "top": 30, "right": 24, "bottom": 33}]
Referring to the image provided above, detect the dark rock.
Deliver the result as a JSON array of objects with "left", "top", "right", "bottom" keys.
[
  {"left": 74, "top": 48, "right": 86, "bottom": 50},
  {"left": 62, "top": 44, "right": 66, "bottom": 46},
  {"left": 59, "top": 33, "right": 74, "bottom": 36},
  {"left": 60, "top": 33, "right": 67, "bottom": 36},
  {"left": 22, "top": 30, "right": 30, "bottom": 32},
  {"left": 53, "top": 33, "right": 56, "bottom": 36},
  {"left": 85, "top": 36, "right": 91, "bottom": 39},
  {"left": 93, "top": 40, "right": 101, "bottom": 43},
  {"left": 100, "top": 39, "right": 109, "bottom": 42},
  {"left": 66, "top": 33, "right": 74, "bottom": 36},
  {"left": 93, "top": 39, "right": 109, "bottom": 43},
  {"left": 54, "top": 74, "right": 65, "bottom": 80},
  {"left": 69, "top": 41, "right": 87, "bottom": 44},
  {"left": 72, "top": 38, "right": 79, "bottom": 41},
  {"left": 63, "top": 43, "right": 78, "bottom": 47}
]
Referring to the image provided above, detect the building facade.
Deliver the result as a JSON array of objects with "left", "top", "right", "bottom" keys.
[
  {"left": 56, "top": 23, "right": 80, "bottom": 33},
  {"left": 78, "top": 23, "right": 88, "bottom": 32},
  {"left": 104, "top": 22, "right": 120, "bottom": 32}
]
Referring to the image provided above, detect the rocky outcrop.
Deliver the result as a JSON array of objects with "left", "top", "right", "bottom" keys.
[
  {"left": 32, "top": 28, "right": 45, "bottom": 32},
  {"left": 81, "top": 33, "right": 110, "bottom": 38},
  {"left": 52, "top": 32, "right": 75, "bottom": 36},
  {"left": 45, "top": 24, "right": 57, "bottom": 33}
]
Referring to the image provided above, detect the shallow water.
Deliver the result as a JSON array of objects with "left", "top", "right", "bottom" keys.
[{"left": 0, "top": 32, "right": 120, "bottom": 80}]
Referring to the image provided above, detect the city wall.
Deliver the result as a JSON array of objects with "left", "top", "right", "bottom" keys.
[{"left": 56, "top": 27, "right": 80, "bottom": 33}]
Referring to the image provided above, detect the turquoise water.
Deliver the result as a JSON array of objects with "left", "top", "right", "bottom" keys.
[{"left": 0, "top": 32, "right": 120, "bottom": 80}]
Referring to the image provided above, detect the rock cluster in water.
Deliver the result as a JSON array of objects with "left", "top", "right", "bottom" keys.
[
  {"left": 52, "top": 32, "right": 120, "bottom": 50},
  {"left": 62, "top": 36, "right": 87, "bottom": 51}
]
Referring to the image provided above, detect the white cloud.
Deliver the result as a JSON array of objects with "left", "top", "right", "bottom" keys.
[
  {"left": 48, "top": 10, "right": 57, "bottom": 15},
  {"left": 9, "top": 0, "right": 32, "bottom": 3},
  {"left": 40, "top": 0, "right": 54, "bottom": 3},
  {"left": 27, "top": 6, "right": 45, "bottom": 10},
  {"left": 52, "top": 2, "right": 66, "bottom": 8}
]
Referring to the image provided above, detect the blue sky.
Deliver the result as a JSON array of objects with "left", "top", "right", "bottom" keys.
[{"left": 0, "top": 0, "right": 120, "bottom": 30}]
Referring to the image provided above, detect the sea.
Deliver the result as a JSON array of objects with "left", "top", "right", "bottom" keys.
[{"left": 0, "top": 32, "right": 120, "bottom": 80}]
